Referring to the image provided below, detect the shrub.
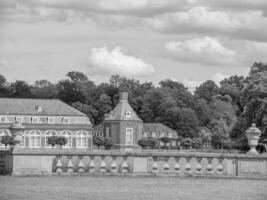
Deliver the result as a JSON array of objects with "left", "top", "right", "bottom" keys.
[
  {"left": 0, "top": 135, "right": 19, "bottom": 148},
  {"left": 181, "top": 137, "right": 194, "bottom": 149},
  {"left": 47, "top": 136, "right": 57, "bottom": 148},
  {"left": 104, "top": 137, "right": 114, "bottom": 150},
  {"left": 55, "top": 136, "right": 67, "bottom": 148},
  {"left": 192, "top": 138, "right": 203, "bottom": 149},
  {"left": 138, "top": 138, "right": 149, "bottom": 148},
  {"left": 93, "top": 136, "right": 105, "bottom": 149}
]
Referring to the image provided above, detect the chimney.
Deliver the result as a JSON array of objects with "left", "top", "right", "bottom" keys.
[{"left": 119, "top": 92, "right": 128, "bottom": 102}]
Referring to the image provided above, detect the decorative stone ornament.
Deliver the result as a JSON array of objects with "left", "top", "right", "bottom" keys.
[
  {"left": 67, "top": 159, "right": 74, "bottom": 173},
  {"left": 246, "top": 123, "right": 261, "bottom": 154},
  {"left": 10, "top": 121, "right": 25, "bottom": 149},
  {"left": 121, "top": 159, "right": 129, "bottom": 174},
  {"left": 100, "top": 160, "right": 107, "bottom": 173},
  {"left": 56, "top": 157, "right": 63, "bottom": 174},
  {"left": 78, "top": 159, "right": 85, "bottom": 173}
]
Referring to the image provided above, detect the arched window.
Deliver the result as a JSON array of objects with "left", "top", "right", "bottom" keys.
[
  {"left": 0, "top": 129, "right": 11, "bottom": 148},
  {"left": 29, "top": 130, "right": 41, "bottom": 148},
  {"left": 45, "top": 130, "right": 57, "bottom": 148},
  {"left": 62, "top": 130, "right": 72, "bottom": 148},
  {"left": 76, "top": 130, "right": 88, "bottom": 148}
]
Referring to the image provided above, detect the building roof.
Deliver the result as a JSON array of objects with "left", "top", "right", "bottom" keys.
[
  {"left": 104, "top": 92, "right": 142, "bottom": 122},
  {"left": 0, "top": 98, "right": 87, "bottom": 116},
  {"left": 143, "top": 123, "right": 178, "bottom": 136},
  {"left": 92, "top": 124, "right": 103, "bottom": 132}
]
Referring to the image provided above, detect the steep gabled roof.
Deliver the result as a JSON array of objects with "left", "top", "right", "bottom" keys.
[
  {"left": 0, "top": 98, "right": 87, "bottom": 116},
  {"left": 104, "top": 92, "right": 142, "bottom": 122}
]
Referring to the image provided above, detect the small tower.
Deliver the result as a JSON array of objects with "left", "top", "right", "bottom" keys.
[{"left": 103, "top": 92, "right": 143, "bottom": 150}]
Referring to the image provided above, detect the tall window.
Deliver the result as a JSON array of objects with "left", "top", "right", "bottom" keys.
[
  {"left": 29, "top": 130, "right": 41, "bottom": 148},
  {"left": 151, "top": 132, "right": 156, "bottom": 138},
  {"left": 0, "top": 116, "right": 7, "bottom": 123},
  {"left": 15, "top": 116, "right": 23, "bottom": 123},
  {"left": 143, "top": 132, "right": 148, "bottom": 137},
  {"left": 76, "top": 130, "right": 88, "bottom": 148},
  {"left": 160, "top": 132, "right": 165, "bottom": 137},
  {"left": 62, "top": 117, "right": 70, "bottom": 124},
  {"left": 105, "top": 127, "right": 110, "bottom": 137},
  {"left": 0, "top": 129, "right": 10, "bottom": 148},
  {"left": 45, "top": 130, "right": 56, "bottom": 148},
  {"left": 47, "top": 117, "right": 54, "bottom": 124},
  {"left": 19, "top": 134, "right": 25, "bottom": 148},
  {"left": 62, "top": 130, "right": 72, "bottom": 148},
  {"left": 168, "top": 132, "right": 172, "bottom": 138},
  {"left": 31, "top": 117, "right": 39, "bottom": 123},
  {"left": 126, "top": 128, "right": 133, "bottom": 145}
]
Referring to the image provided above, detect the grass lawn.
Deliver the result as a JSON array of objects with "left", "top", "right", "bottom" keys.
[{"left": 0, "top": 176, "right": 266, "bottom": 200}]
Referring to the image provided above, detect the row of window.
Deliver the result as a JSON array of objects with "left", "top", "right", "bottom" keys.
[
  {"left": 143, "top": 132, "right": 174, "bottom": 138},
  {"left": 0, "top": 130, "right": 91, "bottom": 148},
  {"left": 0, "top": 116, "right": 70, "bottom": 124}
]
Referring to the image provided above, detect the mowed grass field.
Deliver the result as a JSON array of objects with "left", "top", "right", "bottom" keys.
[{"left": 0, "top": 176, "right": 266, "bottom": 200}]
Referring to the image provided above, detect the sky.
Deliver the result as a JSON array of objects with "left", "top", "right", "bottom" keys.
[{"left": 1, "top": 0, "right": 267, "bottom": 92}]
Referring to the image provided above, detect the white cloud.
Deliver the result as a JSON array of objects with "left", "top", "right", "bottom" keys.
[
  {"left": 165, "top": 37, "right": 235, "bottom": 65},
  {"left": 212, "top": 72, "right": 229, "bottom": 85},
  {"left": 88, "top": 46, "right": 155, "bottom": 77},
  {"left": 183, "top": 79, "right": 202, "bottom": 93}
]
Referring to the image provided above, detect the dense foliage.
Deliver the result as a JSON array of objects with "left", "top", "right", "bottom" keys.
[{"left": 1, "top": 62, "right": 266, "bottom": 150}]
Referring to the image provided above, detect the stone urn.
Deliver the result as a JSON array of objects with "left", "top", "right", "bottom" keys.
[
  {"left": 10, "top": 121, "right": 25, "bottom": 149},
  {"left": 245, "top": 123, "right": 261, "bottom": 154}
]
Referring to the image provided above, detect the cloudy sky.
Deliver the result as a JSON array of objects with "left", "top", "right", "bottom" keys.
[{"left": 1, "top": 0, "right": 267, "bottom": 91}]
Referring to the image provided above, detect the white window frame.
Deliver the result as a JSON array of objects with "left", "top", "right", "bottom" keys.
[
  {"left": 143, "top": 132, "right": 148, "bottom": 137},
  {"left": 62, "top": 130, "right": 72, "bottom": 148},
  {"left": 151, "top": 132, "right": 156, "bottom": 138},
  {"left": 76, "top": 130, "right": 88, "bottom": 148},
  {"left": 15, "top": 116, "right": 23, "bottom": 123},
  {"left": 47, "top": 117, "right": 54, "bottom": 124},
  {"left": 168, "top": 132, "right": 172, "bottom": 138},
  {"left": 45, "top": 130, "right": 57, "bottom": 148},
  {"left": 126, "top": 128, "right": 133, "bottom": 145},
  {"left": 160, "top": 132, "right": 165, "bottom": 138},
  {"left": 0, "top": 116, "right": 8, "bottom": 123},
  {"left": 31, "top": 117, "right": 39, "bottom": 124},
  {"left": 29, "top": 130, "right": 41, "bottom": 148},
  {"left": 0, "top": 129, "right": 11, "bottom": 148},
  {"left": 62, "top": 117, "right": 70, "bottom": 124},
  {"left": 19, "top": 135, "right": 25, "bottom": 148}
]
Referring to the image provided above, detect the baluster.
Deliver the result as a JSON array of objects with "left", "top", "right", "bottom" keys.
[
  {"left": 100, "top": 157, "right": 107, "bottom": 173},
  {"left": 78, "top": 156, "right": 85, "bottom": 173},
  {"left": 195, "top": 157, "right": 202, "bottom": 175},
  {"left": 111, "top": 157, "right": 118, "bottom": 173},
  {"left": 163, "top": 160, "right": 170, "bottom": 173},
  {"left": 152, "top": 157, "right": 158, "bottom": 174},
  {"left": 56, "top": 156, "right": 63, "bottom": 174},
  {"left": 206, "top": 158, "right": 213, "bottom": 175},
  {"left": 216, "top": 158, "right": 224, "bottom": 176},
  {"left": 122, "top": 157, "right": 129, "bottom": 174},
  {"left": 174, "top": 158, "right": 180, "bottom": 174},
  {"left": 185, "top": 157, "right": 192, "bottom": 176},
  {"left": 67, "top": 156, "right": 74, "bottom": 173},
  {"left": 89, "top": 156, "right": 95, "bottom": 173}
]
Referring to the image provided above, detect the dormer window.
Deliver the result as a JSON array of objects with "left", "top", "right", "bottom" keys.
[
  {"left": 0, "top": 116, "right": 7, "bottom": 123},
  {"left": 31, "top": 117, "right": 39, "bottom": 123},
  {"left": 36, "top": 106, "right": 43, "bottom": 112},
  {"left": 125, "top": 111, "right": 131, "bottom": 118},
  {"left": 62, "top": 117, "right": 70, "bottom": 124},
  {"left": 47, "top": 117, "right": 54, "bottom": 124},
  {"left": 15, "top": 116, "right": 23, "bottom": 123}
]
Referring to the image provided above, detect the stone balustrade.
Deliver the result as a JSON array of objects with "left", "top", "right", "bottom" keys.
[{"left": 0, "top": 149, "right": 267, "bottom": 178}]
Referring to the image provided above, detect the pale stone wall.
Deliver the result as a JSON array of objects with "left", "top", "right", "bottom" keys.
[{"left": 0, "top": 150, "right": 267, "bottom": 178}]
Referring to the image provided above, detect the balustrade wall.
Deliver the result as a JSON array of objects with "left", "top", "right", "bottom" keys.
[{"left": 0, "top": 149, "right": 267, "bottom": 178}]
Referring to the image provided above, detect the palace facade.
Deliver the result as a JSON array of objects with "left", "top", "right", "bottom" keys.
[{"left": 0, "top": 98, "right": 93, "bottom": 149}]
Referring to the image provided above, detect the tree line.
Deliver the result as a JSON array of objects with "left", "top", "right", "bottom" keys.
[{"left": 0, "top": 62, "right": 266, "bottom": 150}]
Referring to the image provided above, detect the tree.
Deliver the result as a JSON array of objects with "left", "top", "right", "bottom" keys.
[
  {"left": 66, "top": 71, "right": 88, "bottom": 82},
  {"left": 104, "top": 137, "right": 114, "bottom": 150},
  {"left": 159, "top": 137, "right": 170, "bottom": 148},
  {"left": 55, "top": 136, "right": 67, "bottom": 149},
  {"left": 93, "top": 136, "right": 105, "bottom": 149},
  {"left": 31, "top": 80, "right": 58, "bottom": 99},
  {"left": 195, "top": 80, "right": 219, "bottom": 102},
  {"left": 47, "top": 136, "right": 57, "bottom": 148},
  {"left": 138, "top": 138, "right": 149, "bottom": 149},
  {"left": 0, "top": 135, "right": 12, "bottom": 148},
  {"left": 181, "top": 137, "right": 194, "bottom": 149},
  {"left": 0, "top": 74, "right": 9, "bottom": 97},
  {"left": 10, "top": 80, "right": 32, "bottom": 98}
]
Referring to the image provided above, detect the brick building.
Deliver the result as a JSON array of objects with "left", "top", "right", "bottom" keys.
[
  {"left": 0, "top": 98, "right": 93, "bottom": 149},
  {"left": 93, "top": 92, "right": 178, "bottom": 150}
]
